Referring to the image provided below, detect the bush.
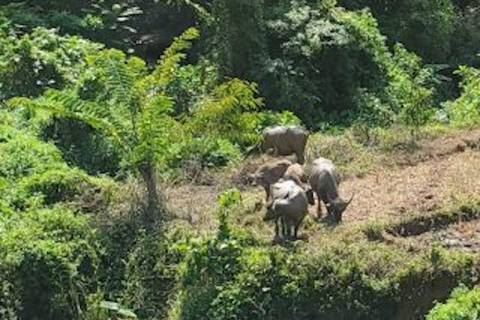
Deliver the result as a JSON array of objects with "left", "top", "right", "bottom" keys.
[
  {"left": 257, "top": 110, "right": 302, "bottom": 129},
  {"left": 166, "top": 62, "right": 219, "bottom": 116},
  {"left": 16, "top": 168, "right": 115, "bottom": 208},
  {"left": 169, "top": 137, "right": 242, "bottom": 170},
  {"left": 444, "top": 65, "right": 480, "bottom": 127},
  {"left": 0, "top": 125, "right": 115, "bottom": 210},
  {"left": 42, "top": 117, "right": 122, "bottom": 176},
  {"left": 426, "top": 285, "right": 480, "bottom": 320},
  {"left": 259, "top": 2, "right": 434, "bottom": 128},
  {"left": 0, "top": 131, "right": 65, "bottom": 181},
  {"left": 121, "top": 230, "right": 185, "bottom": 320},
  {"left": 338, "top": 0, "right": 456, "bottom": 63},
  {"left": 168, "top": 190, "right": 477, "bottom": 320},
  {"left": 0, "top": 1, "right": 141, "bottom": 51},
  {"left": 97, "top": 216, "right": 195, "bottom": 320},
  {"left": 189, "top": 79, "right": 263, "bottom": 148},
  {"left": 0, "top": 208, "right": 101, "bottom": 320},
  {"left": 0, "top": 27, "right": 102, "bottom": 100}
]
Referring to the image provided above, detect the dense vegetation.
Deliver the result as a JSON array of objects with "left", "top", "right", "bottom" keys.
[
  {"left": 426, "top": 285, "right": 480, "bottom": 320},
  {"left": 1, "top": 0, "right": 480, "bottom": 319}
]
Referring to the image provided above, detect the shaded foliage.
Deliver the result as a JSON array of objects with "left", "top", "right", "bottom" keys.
[
  {"left": 426, "top": 285, "right": 480, "bottom": 320},
  {"left": 0, "top": 208, "right": 101, "bottom": 320},
  {"left": 2, "top": 1, "right": 480, "bottom": 320}
]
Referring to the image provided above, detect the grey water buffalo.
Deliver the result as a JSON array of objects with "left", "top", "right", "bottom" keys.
[
  {"left": 262, "top": 126, "right": 308, "bottom": 164},
  {"left": 263, "top": 179, "right": 309, "bottom": 240},
  {"left": 309, "top": 157, "right": 354, "bottom": 223}
]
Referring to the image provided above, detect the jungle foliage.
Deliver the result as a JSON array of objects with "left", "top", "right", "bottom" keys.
[{"left": 1, "top": 0, "right": 480, "bottom": 319}]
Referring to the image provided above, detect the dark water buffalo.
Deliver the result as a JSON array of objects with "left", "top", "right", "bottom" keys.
[
  {"left": 309, "top": 157, "right": 354, "bottom": 223},
  {"left": 261, "top": 126, "right": 308, "bottom": 164}
]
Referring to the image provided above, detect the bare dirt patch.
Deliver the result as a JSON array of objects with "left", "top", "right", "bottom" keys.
[
  {"left": 385, "top": 129, "right": 480, "bottom": 167},
  {"left": 413, "top": 220, "right": 480, "bottom": 253},
  {"left": 164, "top": 184, "right": 223, "bottom": 231},
  {"left": 164, "top": 129, "right": 480, "bottom": 234},
  {"left": 342, "top": 150, "right": 480, "bottom": 222}
]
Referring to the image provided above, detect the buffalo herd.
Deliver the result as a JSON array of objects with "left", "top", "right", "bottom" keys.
[{"left": 252, "top": 125, "right": 354, "bottom": 241}]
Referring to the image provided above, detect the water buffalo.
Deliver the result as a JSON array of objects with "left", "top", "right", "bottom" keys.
[
  {"left": 284, "top": 163, "right": 308, "bottom": 183},
  {"left": 309, "top": 157, "right": 353, "bottom": 223},
  {"left": 262, "top": 126, "right": 308, "bottom": 164},
  {"left": 284, "top": 163, "right": 314, "bottom": 205},
  {"left": 251, "top": 160, "right": 314, "bottom": 203},
  {"left": 250, "top": 159, "right": 293, "bottom": 200},
  {"left": 263, "top": 179, "right": 310, "bottom": 240}
]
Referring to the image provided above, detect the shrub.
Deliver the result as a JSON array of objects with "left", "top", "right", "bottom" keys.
[
  {"left": 338, "top": 0, "right": 456, "bottom": 63},
  {"left": 189, "top": 79, "right": 263, "bottom": 148},
  {"left": 168, "top": 137, "right": 242, "bottom": 172},
  {"left": 97, "top": 216, "right": 195, "bottom": 320},
  {"left": 0, "top": 1, "right": 141, "bottom": 51},
  {"left": 444, "top": 65, "right": 480, "bottom": 127},
  {"left": 16, "top": 167, "right": 115, "bottom": 209},
  {"left": 426, "top": 285, "right": 480, "bottom": 320},
  {"left": 170, "top": 227, "right": 476, "bottom": 320},
  {"left": 42, "top": 117, "right": 122, "bottom": 176},
  {"left": 0, "top": 27, "right": 102, "bottom": 100},
  {"left": 166, "top": 61, "right": 219, "bottom": 116},
  {"left": 257, "top": 110, "right": 302, "bottom": 129},
  {"left": 0, "top": 207, "right": 101, "bottom": 320},
  {"left": 258, "top": 2, "right": 434, "bottom": 128},
  {"left": 0, "top": 131, "right": 65, "bottom": 181},
  {"left": 0, "top": 125, "right": 115, "bottom": 210},
  {"left": 121, "top": 230, "right": 184, "bottom": 320}
]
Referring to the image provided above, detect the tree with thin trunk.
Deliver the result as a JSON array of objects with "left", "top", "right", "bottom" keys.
[{"left": 9, "top": 28, "right": 199, "bottom": 226}]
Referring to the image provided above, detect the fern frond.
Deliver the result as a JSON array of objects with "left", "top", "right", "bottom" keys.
[
  {"left": 8, "top": 95, "right": 127, "bottom": 150},
  {"left": 86, "top": 49, "right": 136, "bottom": 108},
  {"left": 166, "top": 0, "right": 212, "bottom": 23},
  {"left": 147, "top": 28, "right": 200, "bottom": 88}
]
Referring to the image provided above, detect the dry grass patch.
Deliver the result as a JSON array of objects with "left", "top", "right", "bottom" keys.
[
  {"left": 342, "top": 150, "right": 480, "bottom": 223},
  {"left": 306, "top": 131, "right": 377, "bottom": 178},
  {"left": 161, "top": 127, "right": 480, "bottom": 245}
]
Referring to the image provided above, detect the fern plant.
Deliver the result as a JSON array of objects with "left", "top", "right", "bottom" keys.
[
  {"left": 9, "top": 28, "right": 200, "bottom": 225},
  {"left": 189, "top": 78, "right": 263, "bottom": 148}
]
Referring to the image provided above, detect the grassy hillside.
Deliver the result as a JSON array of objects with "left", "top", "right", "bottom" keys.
[{"left": 2, "top": 1, "right": 480, "bottom": 319}]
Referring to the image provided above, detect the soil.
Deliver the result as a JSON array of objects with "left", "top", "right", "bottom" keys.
[
  {"left": 414, "top": 220, "right": 480, "bottom": 253},
  {"left": 166, "top": 129, "right": 480, "bottom": 245},
  {"left": 341, "top": 150, "right": 480, "bottom": 222},
  {"left": 162, "top": 129, "right": 480, "bottom": 320}
]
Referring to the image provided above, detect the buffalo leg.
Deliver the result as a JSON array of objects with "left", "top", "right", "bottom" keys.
[
  {"left": 285, "top": 218, "right": 296, "bottom": 240},
  {"left": 294, "top": 222, "right": 300, "bottom": 240},
  {"left": 274, "top": 218, "right": 280, "bottom": 237},
  {"left": 316, "top": 201, "right": 323, "bottom": 220},
  {"left": 281, "top": 216, "right": 288, "bottom": 238},
  {"left": 314, "top": 191, "right": 323, "bottom": 220},
  {"left": 296, "top": 151, "right": 305, "bottom": 165}
]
